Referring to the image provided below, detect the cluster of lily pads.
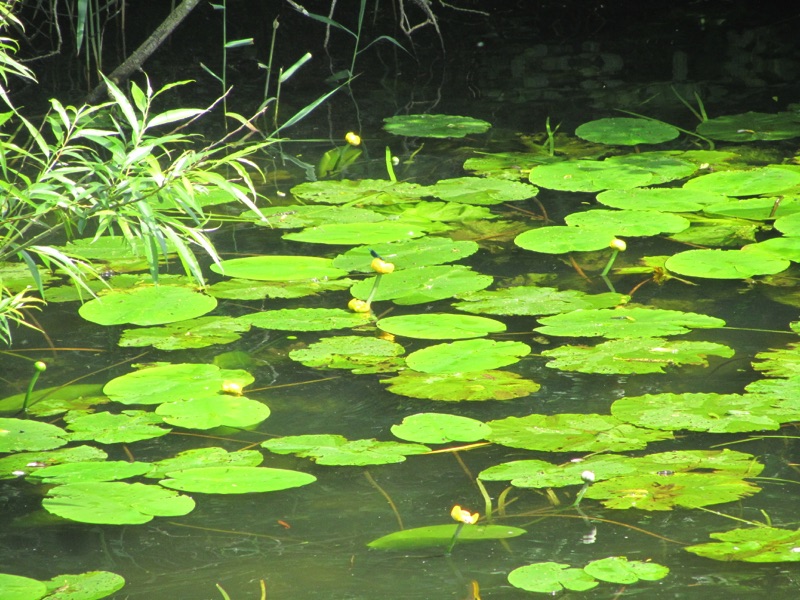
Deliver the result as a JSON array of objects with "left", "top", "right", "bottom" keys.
[{"left": 4, "top": 107, "right": 800, "bottom": 597}]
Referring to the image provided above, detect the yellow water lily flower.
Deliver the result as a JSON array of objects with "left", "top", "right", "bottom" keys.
[
  {"left": 348, "top": 298, "right": 371, "bottom": 313},
  {"left": 222, "top": 382, "right": 243, "bottom": 396},
  {"left": 345, "top": 131, "right": 362, "bottom": 146},
  {"left": 370, "top": 257, "right": 395, "bottom": 274},
  {"left": 451, "top": 505, "right": 479, "bottom": 524}
]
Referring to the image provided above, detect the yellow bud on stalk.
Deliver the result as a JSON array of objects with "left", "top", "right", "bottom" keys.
[
  {"left": 345, "top": 131, "right": 361, "bottom": 146},
  {"left": 348, "top": 298, "right": 371, "bottom": 313},
  {"left": 370, "top": 257, "right": 395, "bottom": 274},
  {"left": 609, "top": 238, "right": 627, "bottom": 252}
]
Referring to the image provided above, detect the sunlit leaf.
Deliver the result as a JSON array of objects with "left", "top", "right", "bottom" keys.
[
  {"left": 575, "top": 117, "right": 679, "bottom": 145},
  {"left": 155, "top": 396, "right": 270, "bottom": 430},
  {"left": 535, "top": 307, "right": 725, "bottom": 338},
  {"left": 383, "top": 114, "right": 491, "bottom": 138},
  {"left": 159, "top": 466, "right": 315, "bottom": 494},
  {"left": 0, "top": 418, "right": 69, "bottom": 452},
  {"left": 382, "top": 369, "right": 539, "bottom": 401},
  {"left": 406, "top": 339, "right": 530, "bottom": 373},
  {"left": 377, "top": 313, "right": 505, "bottom": 339},
  {"left": 118, "top": 316, "right": 251, "bottom": 350},
  {"left": 583, "top": 557, "right": 669, "bottom": 583},
  {"left": 453, "top": 286, "right": 627, "bottom": 316},
  {"left": 350, "top": 265, "right": 493, "bottom": 304},
  {"left": 79, "top": 286, "right": 217, "bottom": 326},
  {"left": 508, "top": 562, "right": 598, "bottom": 593},
  {"left": 685, "top": 527, "right": 800, "bottom": 562},
  {"left": 209, "top": 255, "right": 347, "bottom": 281},
  {"left": 64, "top": 410, "right": 171, "bottom": 443},
  {"left": 391, "top": 413, "right": 490, "bottom": 443},
  {"left": 368, "top": 524, "right": 525, "bottom": 550},
  {"left": 262, "top": 434, "right": 429, "bottom": 465}
]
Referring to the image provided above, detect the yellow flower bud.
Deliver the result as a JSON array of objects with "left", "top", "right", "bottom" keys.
[
  {"left": 450, "top": 505, "right": 480, "bottom": 524},
  {"left": 222, "top": 382, "right": 243, "bottom": 396},
  {"left": 348, "top": 298, "right": 371, "bottom": 313},
  {"left": 345, "top": 131, "right": 361, "bottom": 146},
  {"left": 609, "top": 238, "right": 627, "bottom": 252},
  {"left": 371, "top": 257, "right": 395, "bottom": 274}
]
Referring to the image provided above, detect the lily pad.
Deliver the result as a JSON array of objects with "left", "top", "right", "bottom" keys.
[
  {"left": 0, "top": 418, "right": 69, "bottom": 452},
  {"left": 696, "top": 111, "right": 800, "bottom": 142},
  {"left": 155, "top": 396, "right": 270, "bottom": 430},
  {"left": 43, "top": 482, "right": 195, "bottom": 524},
  {"left": 535, "top": 307, "right": 725, "bottom": 338},
  {"left": 207, "top": 277, "right": 355, "bottom": 300},
  {"left": 425, "top": 177, "right": 537, "bottom": 205},
  {"left": 0, "top": 446, "right": 107, "bottom": 480},
  {"left": 42, "top": 571, "right": 126, "bottom": 599},
  {"left": 290, "top": 179, "right": 426, "bottom": 205},
  {"left": 583, "top": 557, "right": 669, "bottom": 584},
  {"left": 383, "top": 114, "right": 491, "bottom": 138},
  {"left": 382, "top": 370, "right": 540, "bottom": 401},
  {"left": 332, "top": 238, "right": 479, "bottom": 272},
  {"left": 542, "top": 338, "right": 734, "bottom": 374},
  {"left": 289, "top": 335, "right": 405, "bottom": 372},
  {"left": 508, "top": 562, "right": 598, "bottom": 593},
  {"left": 64, "top": 410, "right": 171, "bottom": 444},
  {"left": 144, "top": 447, "right": 264, "bottom": 479},
  {"left": 685, "top": 527, "right": 800, "bottom": 562},
  {"left": 0, "top": 574, "right": 47, "bottom": 600},
  {"left": 665, "top": 248, "right": 790, "bottom": 279},
  {"left": 391, "top": 413, "right": 491, "bottom": 443},
  {"left": 703, "top": 197, "right": 800, "bottom": 220},
  {"left": 350, "top": 265, "right": 493, "bottom": 305},
  {"left": 283, "top": 221, "right": 427, "bottom": 245},
  {"left": 752, "top": 343, "right": 800, "bottom": 377},
  {"left": 597, "top": 187, "right": 728, "bottom": 212},
  {"left": 159, "top": 466, "right": 316, "bottom": 494},
  {"left": 575, "top": 117, "right": 680, "bottom": 145},
  {"left": 262, "top": 434, "right": 429, "bottom": 466},
  {"left": 514, "top": 226, "right": 616, "bottom": 253},
  {"left": 240, "top": 308, "right": 369, "bottom": 332},
  {"left": 0, "top": 384, "right": 107, "bottom": 417},
  {"left": 368, "top": 523, "right": 525, "bottom": 550},
  {"left": 118, "top": 316, "right": 251, "bottom": 350},
  {"left": 29, "top": 460, "right": 151, "bottom": 484},
  {"left": 406, "top": 339, "right": 530, "bottom": 373},
  {"left": 209, "top": 255, "right": 347, "bottom": 281},
  {"left": 78, "top": 285, "right": 217, "bottom": 326},
  {"left": 564, "top": 209, "right": 690, "bottom": 237},
  {"left": 683, "top": 167, "right": 800, "bottom": 197},
  {"left": 376, "top": 313, "right": 505, "bottom": 339},
  {"left": 453, "top": 286, "right": 627, "bottom": 316}
]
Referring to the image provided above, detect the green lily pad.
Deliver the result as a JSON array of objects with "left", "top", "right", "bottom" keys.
[
  {"left": 350, "top": 265, "right": 493, "bottom": 305},
  {"left": 207, "top": 276, "right": 355, "bottom": 300},
  {"left": 0, "top": 446, "right": 107, "bottom": 480},
  {"left": 144, "top": 447, "right": 264, "bottom": 479},
  {"left": 395, "top": 201, "right": 495, "bottom": 221},
  {"left": 743, "top": 237, "right": 800, "bottom": 263},
  {"left": 240, "top": 308, "right": 370, "bottom": 332},
  {"left": 752, "top": 343, "right": 800, "bottom": 377},
  {"left": 453, "top": 286, "right": 627, "bottom": 316},
  {"left": 103, "top": 363, "right": 254, "bottom": 405},
  {"left": 542, "top": 338, "right": 734, "bottom": 374},
  {"left": 391, "top": 413, "right": 491, "bottom": 443},
  {"left": 368, "top": 523, "right": 525, "bottom": 550},
  {"left": 0, "top": 418, "right": 69, "bottom": 452},
  {"left": 209, "top": 255, "right": 347, "bottom": 281},
  {"left": 667, "top": 216, "right": 761, "bottom": 247},
  {"left": 43, "top": 571, "right": 126, "bottom": 599},
  {"left": 508, "top": 562, "right": 598, "bottom": 593},
  {"left": 486, "top": 413, "right": 672, "bottom": 452},
  {"left": 155, "top": 396, "right": 270, "bottom": 430},
  {"left": 665, "top": 249, "right": 790, "bottom": 279},
  {"left": 463, "top": 151, "right": 556, "bottom": 179},
  {"left": 611, "top": 392, "right": 796, "bottom": 433},
  {"left": 78, "top": 285, "right": 217, "bottom": 326},
  {"left": 584, "top": 472, "right": 760, "bottom": 510},
  {"left": 406, "top": 339, "right": 530, "bottom": 373},
  {"left": 425, "top": 176, "right": 537, "bottom": 205},
  {"left": 383, "top": 114, "right": 491, "bottom": 138},
  {"left": 696, "top": 111, "right": 800, "bottom": 142},
  {"left": 29, "top": 460, "right": 151, "bottom": 484},
  {"left": 0, "top": 574, "right": 47, "bottom": 600},
  {"left": 290, "top": 179, "right": 426, "bottom": 205},
  {"left": 283, "top": 221, "right": 427, "bottom": 245},
  {"left": 774, "top": 211, "right": 800, "bottom": 235},
  {"left": 535, "top": 307, "right": 725, "bottom": 338},
  {"left": 256, "top": 204, "right": 385, "bottom": 229},
  {"left": 597, "top": 187, "right": 728, "bottom": 212},
  {"left": 262, "top": 434, "right": 429, "bottom": 466},
  {"left": 159, "top": 466, "right": 316, "bottom": 494},
  {"left": 64, "top": 410, "right": 171, "bottom": 444},
  {"left": 289, "top": 335, "right": 405, "bottom": 372},
  {"left": 332, "top": 239, "right": 479, "bottom": 272},
  {"left": 583, "top": 557, "right": 669, "bottom": 584},
  {"left": 382, "top": 370, "right": 540, "bottom": 401},
  {"left": 683, "top": 167, "right": 800, "bottom": 197},
  {"left": 703, "top": 197, "right": 800, "bottom": 220},
  {"left": 564, "top": 209, "right": 690, "bottom": 237},
  {"left": 685, "top": 527, "right": 800, "bottom": 562},
  {"left": 376, "top": 313, "right": 505, "bottom": 340},
  {"left": 514, "top": 226, "right": 616, "bottom": 254},
  {"left": 118, "top": 316, "right": 251, "bottom": 350},
  {"left": 576, "top": 117, "right": 680, "bottom": 145},
  {"left": 0, "top": 384, "right": 107, "bottom": 417},
  {"left": 43, "top": 482, "right": 195, "bottom": 524}
]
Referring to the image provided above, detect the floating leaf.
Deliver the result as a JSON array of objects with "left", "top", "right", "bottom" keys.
[
  {"left": 103, "top": 363, "right": 254, "bottom": 405},
  {"left": 290, "top": 179, "right": 426, "bottom": 205},
  {"left": 743, "top": 237, "right": 800, "bottom": 263},
  {"left": 283, "top": 221, "right": 427, "bottom": 245},
  {"left": 0, "top": 574, "right": 47, "bottom": 600},
  {"left": 29, "top": 460, "right": 151, "bottom": 484},
  {"left": 703, "top": 197, "right": 800, "bottom": 221},
  {"left": 453, "top": 286, "right": 627, "bottom": 316},
  {"left": 514, "top": 226, "right": 616, "bottom": 253},
  {"left": 665, "top": 249, "right": 789, "bottom": 279},
  {"left": 0, "top": 446, "right": 107, "bottom": 480},
  {"left": 576, "top": 117, "right": 680, "bottom": 145},
  {"left": 584, "top": 472, "right": 760, "bottom": 510},
  {"left": 79, "top": 286, "right": 217, "bottom": 326},
  {"left": 368, "top": 523, "right": 525, "bottom": 550},
  {"left": 0, "top": 384, "right": 107, "bottom": 417},
  {"left": 64, "top": 410, "right": 171, "bottom": 444},
  {"left": 207, "top": 277, "right": 355, "bottom": 300},
  {"left": 395, "top": 201, "right": 495, "bottom": 222},
  {"left": 508, "top": 562, "right": 598, "bottom": 593},
  {"left": 332, "top": 239, "right": 479, "bottom": 272},
  {"left": 159, "top": 466, "right": 315, "bottom": 494},
  {"left": 350, "top": 265, "right": 493, "bottom": 304},
  {"left": 583, "top": 557, "right": 669, "bottom": 584},
  {"left": 144, "top": 447, "right": 264, "bottom": 479},
  {"left": 155, "top": 396, "right": 270, "bottom": 430},
  {"left": 377, "top": 313, "right": 505, "bottom": 339},
  {"left": 43, "top": 570, "right": 126, "bottom": 600},
  {"left": 209, "top": 255, "right": 347, "bottom": 281},
  {"left": 696, "top": 111, "right": 800, "bottom": 142},
  {"left": 425, "top": 177, "right": 537, "bottom": 205},
  {"left": 382, "top": 370, "right": 539, "bottom": 401},
  {"left": 43, "top": 482, "right": 195, "bottom": 524},
  {"left": 262, "top": 434, "right": 429, "bottom": 466},
  {"left": 685, "top": 527, "right": 800, "bottom": 562},
  {"left": 486, "top": 413, "right": 671, "bottom": 452},
  {"left": 240, "top": 308, "right": 369, "bottom": 332},
  {"left": 0, "top": 418, "right": 69, "bottom": 452},
  {"left": 391, "top": 413, "right": 491, "bottom": 443},
  {"left": 564, "top": 209, "right": 689, "bottom": 237},
  {"left": 289, "top": 335, "right": 405, "bottom": 372},
  {"left": 542, "top": 338, "right": 734, "bottom": 374},
  {"left": 597, "top": 187, "right": 728, "bottom": 212},
  {"left": 535, "top": 307, "right": 725, "bottom": 338},
  {"left": 683, "top": 167, "right": 800, "bottom": 197},
  {"left": 383, "top": 114, "right": 491, "bottom": 138},
  {"left": 256, "top": 204, "right": 385, "bottom": 228},
  {"left": 118, "top": 316, "right": 251, "bottom": 350},
  {"left": 463, "top": 151, "right": 555, "bottom": 179},
  {"left": 406, "top": 339, "right": 530, "bottom": 373}
]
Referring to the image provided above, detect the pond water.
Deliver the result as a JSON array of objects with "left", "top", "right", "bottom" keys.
[{"left": 4, "top": 6, "right": 800, "bottom": 600}]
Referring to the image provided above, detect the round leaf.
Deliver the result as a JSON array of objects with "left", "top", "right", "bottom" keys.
[
  {"left": 209, "top": 255, "right": 347, "bottom": 281},
  {"left": 515, "top": 226, "right": 615, "bottom": 253},
  {"left": 159, "top": 466, "right": 316, "bottom": 494},
  {"left": 383, "top": 114, "right": 491, "bottom": 138},
  {"left": 382, "top": 370, "right": 539, "bottom": 401},
  {"left": 683, "top": 167, "right": 800, "bottom": 197},
  {"left": 665, "top": 249, "right": 790, "bottom": 279},
  {"left": 406, "top": 339, "right": 530, "bottom": 373},
  {"left": 377, "top": 313, "right": 505, "bottom": 339},
  {"left": 155, "top": 396, "right": 270, "bottom": 430},
  {"left": 79, "top": 286, "right": 216, "bottom": 326},
  {"left": 576, "top": 117, "right": 679, "bottom": 145},
  {"left": 391, "top": 413, "right": 491, "bottom": 443}
]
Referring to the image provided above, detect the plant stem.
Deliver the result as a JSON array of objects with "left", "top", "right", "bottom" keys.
[
  {"left": 385, "top": 146, "right": 397, "bottom": 182},
  {"left": 445, "top": 523, "right": 464, "bottom": 555},
  {"left": 22, "top": 361, "right": 46, "bottom": 416},
  {"left": 600, "top": 249, "right": 619, "bottom": 277}
]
